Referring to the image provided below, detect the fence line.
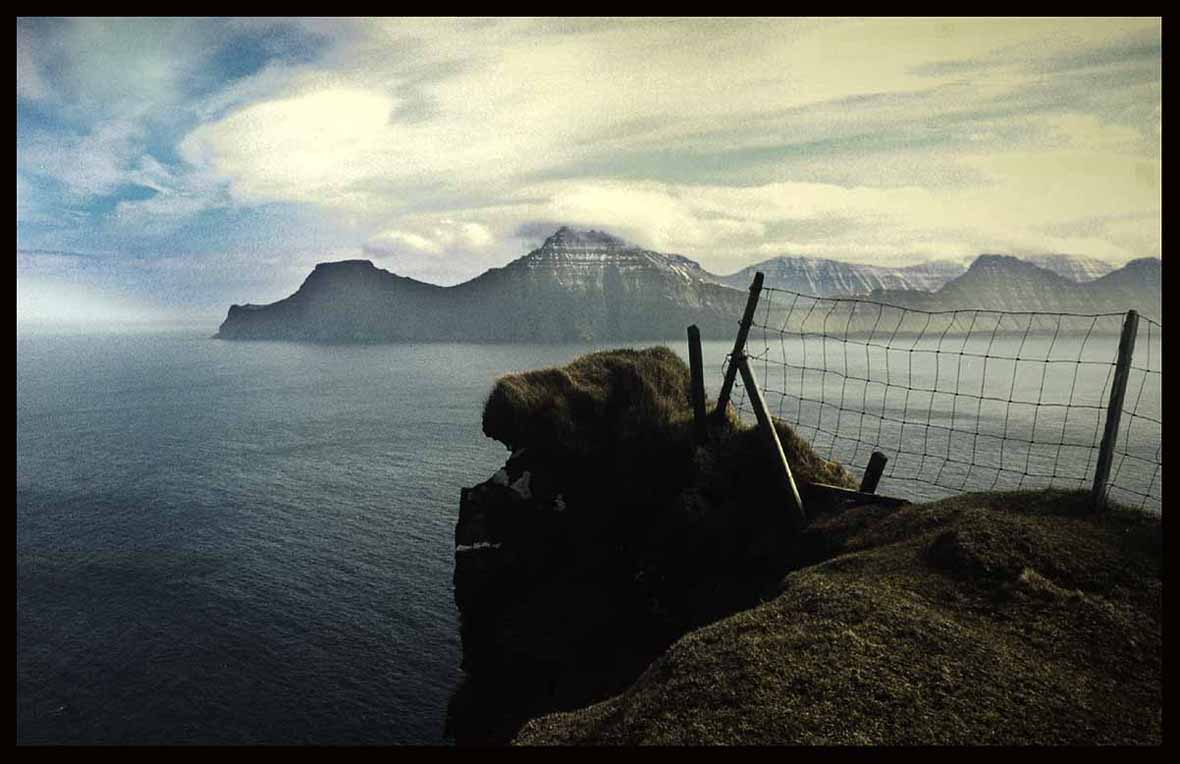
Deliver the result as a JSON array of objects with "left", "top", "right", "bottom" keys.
[{"left": 721, "top": 282, "right": 1162, "bottom": 511}]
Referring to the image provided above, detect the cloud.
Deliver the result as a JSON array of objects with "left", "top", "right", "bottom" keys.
[
  {"left": 18, "top": 119, "right": 145, "bottom": 198},
  {"left": 171, "top": 20, "right": 1161, "bottom": 258},
  {"left": 16, "top": 30, "right": 48, "bottom": 102},
  {"left": 369, "top": 158, "right": 1160, "bottom": 275},
  {"left": 364, "top": 220, "right": 492, "bottom": 256},
  {"left": 110, "top": 156, "right": 229, "bottom": 233},
  {"left": 177, "top": 18, "right": 1162, "bottom": 199},
  {"left": 16, "top": 17, "right": 1163, "bottom": 305},
  {"left": 359, "top": 219, "right": 498, "bottom": 284},
  {"left": 180, "top": 87, "right": 400, "bottom": 207}
]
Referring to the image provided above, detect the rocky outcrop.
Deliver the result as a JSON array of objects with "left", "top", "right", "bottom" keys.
[{"left": 446, "top": 347, "right": 856, "bottom": 745}]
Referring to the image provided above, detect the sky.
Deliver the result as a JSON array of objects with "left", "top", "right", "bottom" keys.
[{"left": 16, "top": 17, "right": 1162, "bottom": 323}]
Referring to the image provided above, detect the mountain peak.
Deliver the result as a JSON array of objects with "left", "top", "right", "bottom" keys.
[
  {"left": 303, "top": 259, "right": 383, "bottom": 284},
  {"left": 312, "top": 259, "right": 378, "bottom": 272},
  {"left": 542, "top": 226, "right": 632, "bottom": 250},
  {"left": 969, "top": 254, "right": 1027, "bottom": 269},
  {"left": 1121, "top": 257, "right": 1162, "bottom": 271}
]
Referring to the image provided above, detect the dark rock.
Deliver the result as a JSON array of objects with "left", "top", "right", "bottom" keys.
[{"left": 446, "top": 347, "right": 857, "bottom": 745}]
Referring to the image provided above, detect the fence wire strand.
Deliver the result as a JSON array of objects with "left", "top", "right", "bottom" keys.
[{"left": 723, "top": 286, "right": 1162, "bottom": 511}]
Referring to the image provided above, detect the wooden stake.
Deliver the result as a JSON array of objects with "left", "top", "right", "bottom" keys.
[
  {"left": 715, "top": 271, "right": 764, "bottom": 420},
  {"left": 859, "top": 451, "right": 887, "bottom": 494},
  {"left": 1091, "top": 309, "right": 1140, "bottom": 511},
  {"left": 736, "top": 354, "right": 806, "bottom": 528},
  {"left": 687, "top": 325, "right": 707, "bottom": 444}
]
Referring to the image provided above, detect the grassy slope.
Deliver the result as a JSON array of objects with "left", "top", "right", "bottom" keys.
[{"left": 516, "top": 490, "right": 1162, "bottom": 745}]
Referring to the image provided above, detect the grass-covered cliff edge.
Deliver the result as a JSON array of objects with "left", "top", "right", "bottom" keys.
[{"left": 450, "top": 347, "right": 1161, "bottom": 746}]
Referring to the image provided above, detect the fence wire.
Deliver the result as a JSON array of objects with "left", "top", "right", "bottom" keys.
[{"left": 722, "top": 287, "right": 1162, "bottom": 511}]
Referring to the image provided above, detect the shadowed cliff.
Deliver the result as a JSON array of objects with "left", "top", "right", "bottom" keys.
[{"left": 447, "top": 346, "right": 856, "bottom": 745}]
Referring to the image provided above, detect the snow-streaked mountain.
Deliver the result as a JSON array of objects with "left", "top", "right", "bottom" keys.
[
  {"left": 1024, "top": 254, "right": 1116, "bottom": 282},
  {"left": 217, "top": 227, "right": 748, "bottom": 342},
  {"left": 715, "top": 253, "right": 1121, "bottom": 296},
  {"left": 715, "top": 256, "right": 969, "bottom": 296},
  {"left": 511, "top": 227, "right": 708, "bottom": 286}
]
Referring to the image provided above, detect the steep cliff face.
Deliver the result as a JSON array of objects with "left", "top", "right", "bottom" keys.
[
  {"left": 216, "top": 228, "right": 749, "bottom": 342},
  {"left": 446, "top": 347, "right": 856, "bottom": 745}
]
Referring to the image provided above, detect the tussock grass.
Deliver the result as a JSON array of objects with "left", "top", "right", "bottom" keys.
[
  {"left": 482, "top": 346, "right": 693, "bottom": 457},
  {"left": 481, "top": 345, "right": 855, "bottom": 494},
  {"left": 515, "top": 490, "right": 1162, "bottom": 745}
]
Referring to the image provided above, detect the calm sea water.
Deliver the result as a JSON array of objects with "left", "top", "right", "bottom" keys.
[
  {"left": 16, "top": 330, "right": 737, "bottom": 745},
  {"left": 16, "top": 327, "right": 1160, "bottom": 744}
]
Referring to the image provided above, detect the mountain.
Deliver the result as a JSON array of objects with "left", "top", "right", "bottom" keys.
[
  {"left": 1084, "top": 257, "right": 1163, "bottom": 313},
  {"left": 715, "top": 256, "right": 968, "bottom": 296},
  {"left": 1025, "top": 254, "right": 1115, "bottom": 282},
  {"left": 216, "top": 227, "right": 750, "bottom": 342},
  {"left": 715, "top": 253, "right": 1119, "bottom": 296},
  {"left": 866, "top": 255, "right": 1161, "bottom": 318},
  {"left": 216, "top": 229, "right": 1160, "bottom": 342}
]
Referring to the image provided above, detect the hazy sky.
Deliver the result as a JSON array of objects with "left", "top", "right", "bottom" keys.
[{"left": 16, "top": 17, "right": 1161, "bottom": 321}]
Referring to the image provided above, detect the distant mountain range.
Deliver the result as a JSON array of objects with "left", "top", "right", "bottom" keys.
[
  {"left": 714, "top": 256, "right": 969, "bottom": 296},
  {"left": 713, "top": 252, "right": 1118, "bottom": 297},
  {"left": 865, "top": 255, "right": 1160, "bottom": 319},
  {"left": 216, "top": 227, "right": 1161, "bottom": 342}
]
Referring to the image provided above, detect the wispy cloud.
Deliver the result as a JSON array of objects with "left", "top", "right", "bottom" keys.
[{"left": 16, "top": 17, "right": 1162, "bottom": 315}]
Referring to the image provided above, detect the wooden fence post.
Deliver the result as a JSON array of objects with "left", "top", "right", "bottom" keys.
[
  {"left": 687, "top": 324, "right": 707, "bottom": 444},
  {"left": 736, "top": 354, "right": 806, "bottom": 528},
  {"left": 859, "top": 451, "right": 887, "bottom": 494},
  {"left": 715, "top": 271, "right": 765, "bottom": 419},
  {"left": 1091, "top": 309, "right": 1139, "bottom": 511}
]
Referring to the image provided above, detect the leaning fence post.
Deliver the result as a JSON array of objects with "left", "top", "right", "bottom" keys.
[
  {"left": 715, "top": 271, "right": 765, "bottom": 419},
  {"left": 736, "top": 354, "right": 806, "bottom": 528},
  {"left": 687, "top": 325, "right": 707, "bottom": 444},
  {"left": 1091, "top": 309, "right": 1139, "bottom": 511}
]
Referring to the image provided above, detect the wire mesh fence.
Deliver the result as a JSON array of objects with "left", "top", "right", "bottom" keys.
[{"left": 722, "top": 285, "right": 1162, "bottom": 511}]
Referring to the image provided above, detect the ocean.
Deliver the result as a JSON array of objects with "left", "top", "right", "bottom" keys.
[{"left": 16, "top": 327, "right": 1160, "bottom": 744}]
